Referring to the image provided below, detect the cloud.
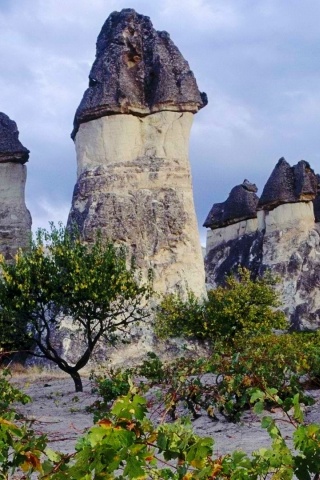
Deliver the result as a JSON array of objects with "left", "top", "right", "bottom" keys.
[
  {"left": 161, "top": 0, "right": 239, "bottom": 32},
  {"left": 31, "top": 198, "right": 71, "bottom": 232},
  {"left": 1, "top": 0, "right": 320, "bottom": 246}
]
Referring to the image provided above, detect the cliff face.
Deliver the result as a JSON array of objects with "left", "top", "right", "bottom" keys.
[
  {"left": 68, "top": 9, "right": 206, "bottom": 297},
  {"left": 204, "top": 159, "right": 320, "bottom": 330},
  {"left": 0, "top": 113, "right": 31, "bottom": 260}
]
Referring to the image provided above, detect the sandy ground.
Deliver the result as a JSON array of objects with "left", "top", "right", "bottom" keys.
[
  {"left": 12, "top": 372, "right": 97, "bottom": 454},
  {"left": 11, "top": 371, "right": 320, "bottom": 459}
]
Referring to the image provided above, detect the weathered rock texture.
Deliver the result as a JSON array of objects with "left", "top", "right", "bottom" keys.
[
  {"left": 258, "top": 158, "right": 318, "bottom": 210},
  {"left": 71, "top": 9, "right": 206, "bottom": 139},
  {"left": 204, "top": 180, "right": 259, "bottom": 229},
  {"left": 0, "top": 113, "right": 31, "bottom": 259},
  {"left": 205, "top": 158, "right": 320, "bottom": 330},
  {"left": 68, "top": 9, "right": 206, "bottom": 297}
]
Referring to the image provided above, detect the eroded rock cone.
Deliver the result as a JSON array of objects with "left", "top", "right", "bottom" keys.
[
  {"left": 68, "top": 9, "right": 206, "bottom": 297},
  {"left": 72, "top": 8, "right": 207, "bottom": 139},
  {"left": 258, "top": 157, "right": 318, "bottom": 210},
  {"left": 0, "top": 113, "right": 31, "bottom": 260},
  {"left": 203, "top": 179, "right": 259, "bottom": 229},
  {"left": 0, "top": 113, "right": 29, "bottom": 163}
]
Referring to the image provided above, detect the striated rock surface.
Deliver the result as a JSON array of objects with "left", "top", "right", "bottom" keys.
[
  {"left": 68, "top": 9, "right": 206, "bottom": 297},
  {"left": 260, "top": 202, "right": 320, "bottom": 330},
  {"left": 72, "top": 8, "right": 207, "bottom": 139},
  {"left": 0, "top": 113, "right": 31, "bottom": 259},
  {"left": 205, "top": 159, "right": 320, "bottom": 330}
]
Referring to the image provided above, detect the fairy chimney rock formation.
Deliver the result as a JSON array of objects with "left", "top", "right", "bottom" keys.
[
  {"left": 205, "top": 157, "right": 320, "bottom": 330},
  {"left": 0, "top": 113, "right": 31, "bottom": 259},
  {"left": 68, "top": 9, "right": 207, "bottom": 296},
  {"left": 258, "top": 158, "right": 318, "bottom": 211},
  {"left": 204, "top": 180, "right": 259, "bottom": 229}
]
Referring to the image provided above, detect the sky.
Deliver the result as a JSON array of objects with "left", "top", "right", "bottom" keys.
[{"left": 1, "top": 0, "right": 320, "bottom": 245}]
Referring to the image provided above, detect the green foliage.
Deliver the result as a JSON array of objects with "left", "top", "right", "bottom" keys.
[
  {"left": 0, "top": 369, "right": 30, "bottom": 417},
  {"left": 90, "top": 366, "right": 133, "bottom": 422},
  {"left": 8, "top": 389, "right": 320, "bottom": 479},
  {"left": 155, "top": 291, "right": 205, "bottom": 341},
  {"left": 42, "top": 393, "right": 217, "bottom": 479},
  {"left": 207, "top": 332, "right": 318, "bottom": 422},
  {"left": 0, "top": 223, "right": 152, "bottom": 391},
  {"left": 90, "top": 355, "right": 215, "bottom": 423},
  {"left": 156, "top": 268, "right": 286, "bottom": 345},
  {"left": 137, "top": 351, "right": 166, "bottom": 383},
  {"left": 2, "top": 365, "right": 320, "bottom": 478},
  {"left": 0, "top": 370, "right": 48, "bottom": 479},
  {"left": 91, "top": 330, "right": 320, "bottom": 424},
  {"left": 298, "top": 329, "right": 320, "bottom": 385}
]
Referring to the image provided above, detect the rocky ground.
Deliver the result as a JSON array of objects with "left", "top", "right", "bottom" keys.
[{"left": 11, "top": 370, "right": 320, "bottom": 459}]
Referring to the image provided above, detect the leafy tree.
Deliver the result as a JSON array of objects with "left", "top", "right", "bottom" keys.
[
  {"left": 0, "top": 224, "right": 152, "bottom": 392},
  {"left": 155, "top": 268, "right": 287, "bottom": 344}
]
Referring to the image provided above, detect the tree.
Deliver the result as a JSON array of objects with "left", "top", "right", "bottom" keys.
[
  {"left": 0, "top": 224, "right": 152, "bottom": 391},
  {"left": 155, "top": 268, "right": 287, "bottom": 345}
]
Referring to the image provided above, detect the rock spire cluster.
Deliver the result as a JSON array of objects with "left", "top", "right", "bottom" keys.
[
  {"left": 0, "top": 113, "right": 31, "bottom": 259},
  {"left": 204, "top": 157, "right": 320, "bottom": 330},
  {"left": 68, "top": 8, "right": 207, "bottom": 297}
]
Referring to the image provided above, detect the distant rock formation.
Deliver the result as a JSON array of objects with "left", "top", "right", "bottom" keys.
[
  {"left": 68, "top": 9, "right": 206, "bottom": 297},
  {"left": 0, "top": 113, "right": 31, "bottom": 259},
  {"left": 258, "top": 157, "right": 317, "bottom": 210},
  {"left": 204, "top": 179, "right": 259, "bottom": 229},
  {"left": 204, "top": 158, "right": 320, "bottom": 330}
]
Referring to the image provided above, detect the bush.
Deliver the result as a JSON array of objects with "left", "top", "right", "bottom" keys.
[
  {"left": 89, "top": 329, "right": 320, "bottom": 424},
  {"left": 90, "top": 367, "right": 133, "bottom": 422},
  {"left": 156, "top": 268, "right": 286, "bottom": 345}
]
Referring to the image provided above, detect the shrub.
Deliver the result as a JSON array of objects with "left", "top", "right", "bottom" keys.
[
  {"left": 156, "top": 268, "right": 286, "bottom": 345},
  {"left": 90, "top": 367, "right": 133, "bottom": 422},
  {"left": 207, "top": 332, "right": 317, "bottom": 422}
]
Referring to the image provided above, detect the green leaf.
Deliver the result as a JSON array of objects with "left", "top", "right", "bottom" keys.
[
  {"left": 253, "top": 401, "right": 264, "bottom": 414},
  {"left": 45, "top": 447, "right": 61, "bottom": 462},
  {"left": 250, "top": 388, "right": 265, "bottom": 404}
]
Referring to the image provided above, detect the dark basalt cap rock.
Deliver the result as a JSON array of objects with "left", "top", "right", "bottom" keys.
[
  {"left": 313, "top": 174, "right": 320, "bottom": 223},
  {"left": 72, "top": 8, "right": 207, "bottom": 139},
  {"left": 203, "top": 179, "right": 259, "bottom": 229},
  {"left": 0, "top": 113, "right": 29, "bottom": 164},
  {"left": 258, "top": 158, "right": 317, "bottom": 210}
]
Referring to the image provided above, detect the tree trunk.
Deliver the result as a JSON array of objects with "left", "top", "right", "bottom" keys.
[{"left": 71, "top": 371, "right": 83, "bottom": 392}]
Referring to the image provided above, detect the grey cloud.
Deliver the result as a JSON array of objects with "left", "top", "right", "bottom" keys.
[{"left": 1, "top": 0, "right": 320, "bottom": 247}]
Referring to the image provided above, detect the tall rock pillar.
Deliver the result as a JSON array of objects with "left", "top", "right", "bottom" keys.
[
  {"left": 68, "top": 9, "right": 207, "bottom": 296},
  {"left": 0, "top": 113, "right": 31, "bottom": 260}
]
